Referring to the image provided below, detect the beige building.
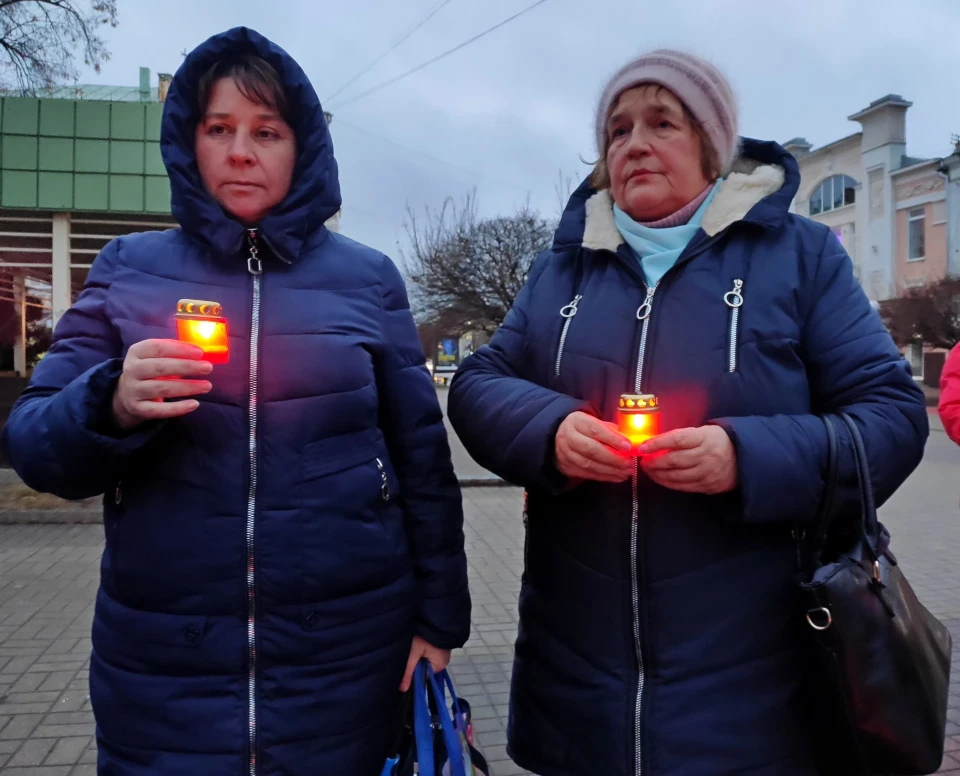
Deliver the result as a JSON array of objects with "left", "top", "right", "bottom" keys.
[{"left": 786, "top": 95, "right": 957, "bottom": 308}]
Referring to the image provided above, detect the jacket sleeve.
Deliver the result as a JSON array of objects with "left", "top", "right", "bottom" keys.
[
  {"left": 2, "top": 239, "right": 162, "bottom": 500},
  {"left": 447, "top": 253, "right": 593, "bottom": 493},
  {"left": 939, "top": 344, "right": 960, "bottom": 445},
  {"left": 376, "top": 256, "right": 470, "bottom": 650},
  {"left": 712, "top": 229, "right": 928, "bottom": 525}
]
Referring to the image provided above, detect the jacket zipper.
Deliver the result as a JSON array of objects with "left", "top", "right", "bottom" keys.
[
  {"left": 376, "top": 457, "right": 391, "bottom": 501},
  {"left": 724, "top": 279, "right": 744, "bottom": 372},
  {"left": 630, "top": 281, "right": 657, "bottom": 776},
  {"left": 626, "top": 232, "right": 727, "bottom": 776},
  {"left": 246, "top": 228, "right": 263, "bottom": 776},
  {"left": 555, "top": 294, "right": 582, "bottom": 377}
]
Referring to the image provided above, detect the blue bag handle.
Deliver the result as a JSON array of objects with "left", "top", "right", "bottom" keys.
[
  {"left": 413, "top": 661, "right": 468, "bottom": 776},
  {"left": 426, "top": 667, "right": 469, "bottom": 776},
  {"left": 413, "top": 662, "right": 436, "bottom": 774},
  {"left": 438, "top": 669, "right": 469, "bottom": 739},
  {"left": 379, "top": 755, "right": 399, "bottom": 776}
]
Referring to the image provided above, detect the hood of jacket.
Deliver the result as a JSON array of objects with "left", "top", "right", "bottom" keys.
[
  {"left": 161, "top": 26, "right": 342, "bottom": 262},
  {"left": 553, "top": 137, "right": 800, "bottom": 253}
]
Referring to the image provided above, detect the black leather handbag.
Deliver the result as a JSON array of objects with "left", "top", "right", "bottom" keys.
[{"left": 796, "top": 413, "right": 952, "bottom": 775}]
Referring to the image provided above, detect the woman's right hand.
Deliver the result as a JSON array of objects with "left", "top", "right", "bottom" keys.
[
  {"left": 554, "top": 411, "right": 633, "bottom": 483},
  {"left": 112, "top": 339, "right": 213, "bottom": 430}
]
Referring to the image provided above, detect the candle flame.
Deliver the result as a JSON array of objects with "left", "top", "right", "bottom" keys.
[{"left": 194, "top": 320, "right": 218, "bottom": 340}]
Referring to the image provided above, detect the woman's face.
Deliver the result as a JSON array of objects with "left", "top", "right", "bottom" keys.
[
  {"left": 606, "top": 86, "right": 711, "bottom": 221},
  {"left": 195, "top": 77, "right": 296, "bottom": 226}
]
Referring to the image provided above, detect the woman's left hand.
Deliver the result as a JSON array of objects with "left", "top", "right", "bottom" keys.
[
  {"left": 400, "top": 636, "right": 452, "bottom": 692},
  {"left": 638, "top": 426, "right": 738, "bottom": 495}
]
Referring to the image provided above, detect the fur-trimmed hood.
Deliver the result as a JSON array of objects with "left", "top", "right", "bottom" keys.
[{"left": 553, "top": 137, "right": 800, "bottom": 254}]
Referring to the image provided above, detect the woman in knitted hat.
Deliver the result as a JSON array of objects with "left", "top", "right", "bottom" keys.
[{"left": 448, "top": 50, "right": 926, "bottom": 775}]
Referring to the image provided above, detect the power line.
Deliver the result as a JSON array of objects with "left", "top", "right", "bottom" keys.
[
  {"left": 324, "top": 0, "right": 456, "bottom": 105},
  {"left": 335, "top": 118, "right": 531, "bottom": 194},
  {"left": 328, "top": 0, "right": 551, "bottom": 110}
]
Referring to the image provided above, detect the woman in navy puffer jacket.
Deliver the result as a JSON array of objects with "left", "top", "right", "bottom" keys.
[
  {"left": 3, "top": 27, "right": 470, "bottom": 776},
  {"left": 448, "top": 50, "right": 927, "bottom": 776}
]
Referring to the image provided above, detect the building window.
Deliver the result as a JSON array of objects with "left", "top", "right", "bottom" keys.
[
  {"left": 908, "top": 208, "right": 925, "bottom": 261},
  {"left": 809, "top": 175, "right": 857, "bottom": 216},
  {"left": 907, "top": 340, "right": 924, "bottom": 380}
]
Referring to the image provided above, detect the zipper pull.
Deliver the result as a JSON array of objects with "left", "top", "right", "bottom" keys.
[
  {"left": 247, "top": 229, "right": 263, "bottom": 276},
  {"left": 560, "top": 294, "right": 582, "bottom": 319},
  {"left": 724, "top": 279, "right": 744, "bottom": 308},
  {"left": 376, "top": 458, "right": 390, "bottom": 501},
  {"left": 636, "top": 286, "right": 656, "bottom": 321},
  {"left": 114, "top": 481, "right": 123, "bottom": 506}
]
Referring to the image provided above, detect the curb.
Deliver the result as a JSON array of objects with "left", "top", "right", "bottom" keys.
[
  {"left": 0, "top": 509, "right": 101, "bottom": 525},
  {"left": 457, "top": 476, "right": 512, "bottom": 488},
  {"left": 0, "top": 476, "right": 515, "bottom": 525}
]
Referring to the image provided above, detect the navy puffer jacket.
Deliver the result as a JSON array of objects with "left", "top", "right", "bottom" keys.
[
  {"left": 3, "top": 27, "right": 470, "bottom": 776},
  {"left": 448, "top": 139, "right": 927, "bottom": 776}
]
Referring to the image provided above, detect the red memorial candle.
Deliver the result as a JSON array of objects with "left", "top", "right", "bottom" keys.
[
  {"left": 175, "top": 299, "right": 229, "bottom": 364},
  {"left": 617, "top": 393, "right": 661, "bottom": 452}
]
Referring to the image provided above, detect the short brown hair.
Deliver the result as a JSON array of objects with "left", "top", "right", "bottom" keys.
[
  {"left": 197, "top": 55, "right": 291, "bottom": 124},
  {"left": 590, "top": 85, "right": 719, "bottom": 190}
]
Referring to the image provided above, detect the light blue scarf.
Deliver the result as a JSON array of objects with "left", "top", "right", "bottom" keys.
[{"left": 613, "top": 182, "right": 721, "bottom": 287}]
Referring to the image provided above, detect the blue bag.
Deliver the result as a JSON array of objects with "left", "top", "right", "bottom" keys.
[{"left": 381, "top": 661, "right": 490, "bottom": 776}]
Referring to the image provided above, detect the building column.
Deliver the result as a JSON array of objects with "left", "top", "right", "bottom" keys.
[
  {"left": 849, "top": 95, "right": 911, "bottom": 300},
  {"left": 51, "top": 212, "right": 71, "bottom": 330},
  {"left": 941, "top": 151, "right": 960, "bottom": 277},
  {"left": 12, "top": 272, "right": 26, "bottom": 376}
]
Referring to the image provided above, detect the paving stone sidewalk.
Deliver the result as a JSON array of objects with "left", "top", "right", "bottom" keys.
[
  {"left": 0, "top": 493, "right": 530, "bottom": 776},
  {"left": 3, "top": 421, "right": 960, "bottom": 774}
]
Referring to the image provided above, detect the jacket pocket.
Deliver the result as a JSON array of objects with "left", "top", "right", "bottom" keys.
[
  {"left": 299, "top": 429, "right": 402, "bottom": 512},
  {"left": 101, "top": 481, "right": 125, "bottom": 591},
  {"left": 296, "top": 436, "right": 406, "bottom": 602},
  {"left": 300, "top": 428, "right": 382, "bottom": 481},
  {"left": 94, "top": 589, "right": 208, "bottom": 649},
  {"left": 555, "top": 294, "right": 582, "bottom": 380},
  {"left": 724, "top": 279, "right": 745, "bottom": 373},
  {"left": 522, "top": 490, "right": 530, "bottom": 572},
  {"left": 90, "top": 590, "right": 222, "bottom": 694}
]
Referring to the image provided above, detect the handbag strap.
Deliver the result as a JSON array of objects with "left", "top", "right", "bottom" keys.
[
  {"left": 413, "top": 662, "right": 436, "bottom": 774},
  {"left": 412, "top": 661, "right": 469, "bottom": 776},
  {"left": 426, "top": 667, "right": 468, "bottom": 776},
  {"left": 438, "top": 670, "right": 469, "bottom": 738},
  {"left": 804, "top": 413, "right": 840, "bottom": 567},
  {"left": 804, "top": 413, "right": 882, "bottom": 568},
  {"left": 839, "top": 412, "right": 881, "bottom": 558}
]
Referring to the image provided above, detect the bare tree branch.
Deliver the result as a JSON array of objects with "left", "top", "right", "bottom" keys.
[
  {"left": 0, "top": 0, "right": 117, "bottom": 95},
  {"left": 402, "top": 191, "right": 554, "bottom": 336},
  {"left": 554, "top": 169, "right": 576, "bottom": 219}
]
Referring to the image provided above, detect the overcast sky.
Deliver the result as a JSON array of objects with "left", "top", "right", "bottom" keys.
[{"left": 78, "top": 0, "right": 960, "bottom": 260}]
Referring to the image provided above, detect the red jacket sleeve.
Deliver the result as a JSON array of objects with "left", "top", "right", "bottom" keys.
[{"left": 939, "top": 344, "right": 960, "bottom": 445}]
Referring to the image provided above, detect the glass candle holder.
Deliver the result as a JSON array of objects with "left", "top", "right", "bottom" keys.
[
  {"left": 617, "top": 393, "right": 661, "bottom": 451},
  {"left": 175, "top": 299, "right": 229, "bottom": 364}
]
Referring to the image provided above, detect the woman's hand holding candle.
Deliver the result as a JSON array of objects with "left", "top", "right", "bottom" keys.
[
  {"left": 112, "top": 339, "right": 213, "bottom": 430},
  {"left": 555, "top": 411, "right": 633, "bottom": 483},
  {"left": 638, "top": 426, "right": 738, "bottom": 495}
]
